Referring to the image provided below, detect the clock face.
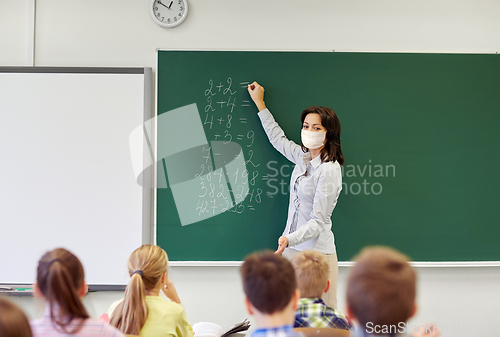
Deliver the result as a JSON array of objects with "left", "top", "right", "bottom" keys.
[{"left": 150, "top": 0, "right": 188, "bottom": 28}]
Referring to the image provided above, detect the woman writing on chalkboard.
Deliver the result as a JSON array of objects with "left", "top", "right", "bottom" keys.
[{"left": 248, "top": 81, "right": 344, "bottom": 309}]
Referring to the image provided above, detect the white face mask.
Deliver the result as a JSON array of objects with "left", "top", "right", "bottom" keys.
[{"left": 301, "top": 130, "right": 326, "bottom": 150}]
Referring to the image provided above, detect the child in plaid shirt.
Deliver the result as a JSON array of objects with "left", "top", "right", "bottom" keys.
[{"left": 290, "top": 250, "right": 353, "bottom": 330}]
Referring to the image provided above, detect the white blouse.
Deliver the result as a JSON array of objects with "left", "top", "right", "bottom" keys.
[{"left": 258, "top": 109, "right": 342, "bottom": 254}]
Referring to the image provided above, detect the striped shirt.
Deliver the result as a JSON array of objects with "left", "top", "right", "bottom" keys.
[
  {"left": 31, "top": 311, "right": 125, "bottom": 337},
  {"left": 289, "top": 173, "right": 306, "bottom": 234},
  {"left": 294, "top": 298, "right": 353, "bottom": 330}
]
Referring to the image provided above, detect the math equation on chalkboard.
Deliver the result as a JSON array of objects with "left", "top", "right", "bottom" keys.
[
  {"left": 143, "top": 72, "right": 293, "bottom": 227},
  {"left": 192, "top": 77, "right": 263, "bottom": 221},
  {"left": 150, "top": 74, "right": 285, "bottom": 226}
]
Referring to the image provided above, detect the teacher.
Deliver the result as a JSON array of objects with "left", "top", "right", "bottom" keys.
[{"left": 248, "top": 82, "right": 344, "bottom": 309}]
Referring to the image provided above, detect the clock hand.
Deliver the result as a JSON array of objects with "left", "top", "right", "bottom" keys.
[
  {"left": 168, "top": 1, "right": 173, "bottom": 9},
  {"left": 157, "top": 1, "right": 171, "bottom": 9}
]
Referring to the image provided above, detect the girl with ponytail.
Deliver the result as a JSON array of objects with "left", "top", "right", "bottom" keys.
[
  {"left": 31, "top": 248, "right": 125, "bottom": 337},
  {"left": 109, "top": 245, "right": 193, "bottom": 337}
]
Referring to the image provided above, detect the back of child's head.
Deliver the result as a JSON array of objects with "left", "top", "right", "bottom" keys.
[
  {"left": 290, "top": 250, "right": 328, "bottom": 299},
  {"left": 346, "top": 246, "right": 416, "bottom": 329},
  {"left": 110, "top": 244, "right": 168, "bottom": 335},
  {"left": 0, "top": 298, "right": 32, "bottom": 337},
  {"left": 240, "top": 251, "right": 296, "bottom": 314},
  {"left": 36, "top": 248, "right": 89, "bottom": 333}
]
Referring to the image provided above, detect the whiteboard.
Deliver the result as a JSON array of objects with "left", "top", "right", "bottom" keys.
[{"left": 0, "top": 68, "right": 152, "bottom": 289}]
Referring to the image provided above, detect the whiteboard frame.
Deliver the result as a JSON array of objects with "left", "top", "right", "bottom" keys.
[{"left": 0, "top": 67, "right": 154, "bottom": 290}]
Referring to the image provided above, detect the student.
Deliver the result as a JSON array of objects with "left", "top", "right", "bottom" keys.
[
  {"left": 346, "top": 246, "right": 439, "bottom": 337},
  {"left": 290, "top": 250, "right": 352, "bottom": 330},
  {"left": 31, "top": 248, "right": 124, "bottom": 337},
  {"left": 240, "top": 251, "right": 303, "bottom": 337},
  {"left": 109, "top": 244, "right": 193, "bottom": 337},
  {"left": 0, "top": 298, "right": 32, "bottom": 337}
]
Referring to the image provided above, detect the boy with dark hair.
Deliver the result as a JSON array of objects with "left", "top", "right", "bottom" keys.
[
  {"left": 240, "top": 251, "right": 303, "bottom": 337},
  {"left": 346, "top": 246, "right": 439, "bottom": 337},
  {"left": 290, "top": 250, "right": 352, "bottom": 330}
]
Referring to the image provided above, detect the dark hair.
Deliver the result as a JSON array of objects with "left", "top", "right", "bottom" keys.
[
  {"left": 0, "top": 298, "right": 32, "bottom": 337},
  {"left": 300, "top": 106, "right": 344, "bottom": 165},
  {"left": 36, "top": 248, "right": 89, "bottom": 334},
  {"left": 240, "top": 251, "right": 296, "bottom": 314},
  {"left": 346, "top": 246, "right": 416, "bottom": 328}
]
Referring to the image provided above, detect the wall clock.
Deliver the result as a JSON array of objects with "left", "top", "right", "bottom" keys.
[{"left": 150, "top": 0, "right": 188, "bottom": 28}]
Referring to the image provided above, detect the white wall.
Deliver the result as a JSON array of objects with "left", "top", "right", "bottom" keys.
[
  {"left": 0, "top": 1, "right": 31, "bottom": 65},
  {"left": 2, "top": 1, "right": 500, "bottom": 336}
]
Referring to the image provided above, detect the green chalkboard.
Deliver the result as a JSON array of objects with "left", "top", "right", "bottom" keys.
[{"left": 156, "top": 51, "right": 500, "bottom": 262}]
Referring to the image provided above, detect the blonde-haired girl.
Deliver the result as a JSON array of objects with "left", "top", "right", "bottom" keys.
[
  {"left": 31, "top": 248, "right": 124, "bottom": 337},
  {"left": 109, "top": 245, "right": 193, "bottom": 337}
]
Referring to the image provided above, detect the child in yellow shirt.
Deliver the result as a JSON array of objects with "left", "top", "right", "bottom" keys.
[{"left": 109, "top": 245, "right": 193, "bottom": 337}]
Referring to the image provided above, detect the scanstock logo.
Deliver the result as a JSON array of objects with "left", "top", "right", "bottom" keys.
[{"left": 129, "top": 104, "right": 248, "bottom": 226}]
